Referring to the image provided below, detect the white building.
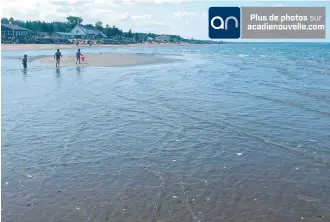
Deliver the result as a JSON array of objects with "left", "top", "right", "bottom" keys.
[
  {"left": 54, "top": 24, "right": 107, "bottom": 39},
  {"left": 70, "top": 24, "right": 107, "bottom": 39},
  {"left": 154, "top": 35, "right": 171, "bottom": 43}
]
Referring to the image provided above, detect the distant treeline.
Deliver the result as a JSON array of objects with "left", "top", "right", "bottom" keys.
[
  {"left": 1, "top": 16, "right": 179, "bottom": 39},
  {"left": 1, "top": 16, "right": 222, "bottom": 44},
  {"left": 1, "top": 16, "right": 126, "bottom": 37}
]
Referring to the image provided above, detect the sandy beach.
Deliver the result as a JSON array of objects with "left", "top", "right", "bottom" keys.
[
  {"left": 35, "top": 53, "right": 174, "bottom": 67},
  {"left": 1, "top": 43, "right": 193, "bottom": 51}
]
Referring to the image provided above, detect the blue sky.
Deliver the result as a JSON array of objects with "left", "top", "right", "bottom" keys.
[{"left": 2, "top": 0, "right": 329, "bottom": 41}]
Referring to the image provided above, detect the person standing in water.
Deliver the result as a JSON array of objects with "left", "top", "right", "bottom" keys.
[
  {"left": 54, "top": 49, "right": 62, "bottom": 67},
  {"left": 76, "top": 49, "right": 83, "bottom": 64},
  {"left": 22, "top": 54, "right": 27, "bottom": 68}
]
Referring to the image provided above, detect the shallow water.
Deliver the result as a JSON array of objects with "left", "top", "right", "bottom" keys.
[{"left": 2, "top": 43, "right": 330, "bottom": 222}]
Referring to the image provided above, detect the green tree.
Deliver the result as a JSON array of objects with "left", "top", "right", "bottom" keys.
[
  {"left": 95, "top": 21, "right": 104, "bottom": 31},
  {"left": 128, "top": 29, "right": 132, "bottom": 37},
  {"left": 84, "top": 24, "right": 94, "bottom": 29},
  {"left": 1, "top": 18, "right": 9, "bottom": 24},
  {"left": 66, "top": 16, "right": 83, "bottom": 26},
  {"left": 95, "top": 21, "right": 103, "bottom": 28}
]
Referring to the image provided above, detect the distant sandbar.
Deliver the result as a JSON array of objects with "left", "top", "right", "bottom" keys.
[{"left": 35, "top": 53, "right": 175, "bottom": 67}]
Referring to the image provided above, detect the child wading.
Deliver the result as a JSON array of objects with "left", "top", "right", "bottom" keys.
[
  {"left": 54, "top": 49, "right": 62, "bottom": 67},
  {"left": 76, "top": 49, "right": 83, "bottom": 64},
  {"left": 22, "top": 54, "right": 27, "bottom": 68}
]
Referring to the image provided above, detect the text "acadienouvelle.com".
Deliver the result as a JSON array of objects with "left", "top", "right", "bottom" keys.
[
  {"left": 208, "top": 7, "right": 326, "bottom": 39},
  {"left": 242, "top": 7, "right": 326, "bottom": 39}
]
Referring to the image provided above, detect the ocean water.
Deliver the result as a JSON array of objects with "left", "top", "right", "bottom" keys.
[{"left": 1, "top": 43, "right": 330, "bottom": 222}]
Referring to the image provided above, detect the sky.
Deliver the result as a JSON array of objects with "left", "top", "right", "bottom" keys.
[{"left": 1, "top": 0, "right": 329, "bottom": 41}]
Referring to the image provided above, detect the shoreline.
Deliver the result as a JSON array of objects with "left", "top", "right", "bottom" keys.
[
  {"left": 1, "top": 43, "right": 200, "bottom": 51},
  {"left": 34, "top": 53, "right": 176, "bottom": 67}
]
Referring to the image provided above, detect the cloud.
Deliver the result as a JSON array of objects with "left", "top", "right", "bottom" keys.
[
  {"left": 152, "top": 0, "right": 188, "bottom": 4},
  {"left": 139, "top": 21, "right": 171, "bottom": 34},
  {"left": 173, "top": 11, "right": 196, "bottom": 18},
  {"left": 1, "top": 0, "right": 199, "bottom": 37},
  {"left": 116, "top": 0, "right": 136, "bottom": 6},
  {"left": 131, "top": 15, "right": 152, "bottom": 20},
  {"left": 51, "top": 0, "right": 68, "bottom": 6},
  {"left": 114, "top": 0, "right": 189, "bottom": 5},
  {"left": 118, "top": 13, "right": 151, "bottom": 21},
  {"left": 2, "top": 0, "right": 120, "bottom": 23},
  {"left": 141, "top": 21, "right": 168, "bottom": 28},
  {"left": 116, "top": 13, "right": 164, "bottom": 33}
]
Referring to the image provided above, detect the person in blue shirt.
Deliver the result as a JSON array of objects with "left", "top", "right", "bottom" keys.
[
  {"left": 54, "top": 49, "right": 62, "bottom": 67},
  {"left": 22, "top": 54, "right": 27, "bottom": 68},
  {"left": 76, "top": 49, "right": 83, "bottom": 64}
]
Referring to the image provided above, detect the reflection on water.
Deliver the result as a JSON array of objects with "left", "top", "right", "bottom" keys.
[
  {"left": 2, "top": 44, "right": 330, "bottom": 222},
  {"left": 56, "top": 67, "right": 61, "bottom": 76},
  {"left": 22, "top": 68, "right": 27, "bottom": 76},
  {"left": 21, "top": 68, "right": 27, "bottom": 82},
  {"left": 22, "top": 68, "right": 27, "bottom": 75},
  {"left": 76, "top": 66, "right": 81, "bottom": 75},
  {"left": 55, "top": 67, "right": 61, "bottom": 87}
]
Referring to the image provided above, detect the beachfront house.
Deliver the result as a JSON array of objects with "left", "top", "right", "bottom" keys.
[
  {"left": 146, "top": 37, "right": 153, "bottom": 42},
  {"left": 1, "top": 23, "right": 33, "bottom": 37},
  {"left": 54, "top": 32, "right": 76, "bottom": 39},
  {"left": 37, "top": 32, "right": 54, "bottom": 38},
  {"left": 154, "top": 35, "right": 171, "bottom": 43},
  {"left": 53, "top": 24, "right": 107, "bottom": 40},
  {"left": 70, "top": 24, "right": 107, "bottom": 39}
]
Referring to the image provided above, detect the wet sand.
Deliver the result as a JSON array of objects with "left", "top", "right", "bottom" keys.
[
  {"left": 35, "top": 53, "right": 174, "bottom": 67},
  {"left": 1, "top": 43, "right": 193, "bottom": 51}
]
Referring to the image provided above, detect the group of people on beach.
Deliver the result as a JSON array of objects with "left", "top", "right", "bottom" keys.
[
  {"left": 22, "top": 48, "right": 84, "bottom": 68},
  {"left": 73, "top": 40, "right": 92, "bottom": 47}
]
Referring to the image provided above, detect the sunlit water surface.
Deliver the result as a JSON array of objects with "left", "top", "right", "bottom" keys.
[{"left": 2, "top": 43, "right": 330, "bottom": 222}]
